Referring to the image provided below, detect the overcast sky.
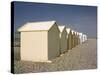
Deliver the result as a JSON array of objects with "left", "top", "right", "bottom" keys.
[{"left": 13, "top": 1, "right": 97, "bottom": 38}]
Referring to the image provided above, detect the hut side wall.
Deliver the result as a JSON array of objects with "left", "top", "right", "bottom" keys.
[
  {"left": 72, "top": 32, "right": 76, "bottom": 48},
  {"left": 68, "top": 30, "right": 73, "bottom": 50},
  {"left": 79, "top": 35, "right": 83, "bottom": 44},
  {"left": 60, "top": 30, "right": 67, "bottom": 53},
  {"left": 48, "top": 24, "right": 60, "bottom": 60}
]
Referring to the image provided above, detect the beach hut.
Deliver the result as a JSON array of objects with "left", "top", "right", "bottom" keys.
[
  {"left": 18, "top": 21, "right": 60, "bottom": 62},
  {"left": 82, "top": 34, "right": 86, "bottom": 43},
  {"left": 76, "top": 32, "right": 80, "bottom": 45},
  {"left": 86, "top": 35, "right": 87, "bottom": 40},
  {"left": 79, "top": 32, "right": 83, "bottom": 44},
  {"left": 66, "top": 28, "right": 73, "bottom": 50},
  {"left": 74, "top": 31, "right": 79, "bottom": 46},
  {"left": 72, "top": 30, "right": 76, "bottom": 48},
  {"left": 84, "top": 34, "right": 86, "bottom": 42},
  {"left": 58, "top": 26, "right": 67, "bottom": 54},
  {"left": 85, "top": 35, "right": 87, "bottom": 41},
  {"left": 84, "top": 34, "right": 87, "bottom": 41},
  {"left": 74, "top": 31, "right": 77, "bottom": 46},
  {"left": 82, "top": 34, "right": 85, "bottom": 43}
]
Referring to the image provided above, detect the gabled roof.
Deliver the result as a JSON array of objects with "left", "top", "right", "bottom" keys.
[
  {"left": 58, "top": 26, "right": 66, "bottom": 32},
  {"left": 75, "top": 31, "right": 79, "bottom": 35},
  {"left": 71, "top": 30, "right": 75, "bottom": 34},
  {"left": 79, "top": 32, "right": 82, "bottom": 35},
  {"left": 18, "top": 21, "right": 56, "bottom": 32},
  {"left": 66, "top": 28, "right": 71, "bottom": 34}
]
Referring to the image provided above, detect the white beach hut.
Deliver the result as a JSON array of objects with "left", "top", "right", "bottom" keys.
[
  {"left": 82, "top": 34, "right": 85, "bottom": 42},
  {"left": 79, "top": 32, "right": 83, "bottom": 44},
  {"left": 18, "top": 21, "right": 60, "bottom": 62},
  {"left": 85, "top": 35, "right": 87, "bottom": 41},
  {"left": 58, "top": 25, "right": 67, "bottom": 54},
  {"left": 84, "top": 34, "right": 87, "bottom": 41},
  {"left": 82, "top": 34, "right": 87, "bottom": 43}
]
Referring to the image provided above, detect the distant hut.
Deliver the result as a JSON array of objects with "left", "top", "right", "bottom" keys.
[
  {"left": 18, "top": 21, "right": 60, "bottom": 62},
  {"left": 82, "top": 34, "right": 85, "bottom": 43},
  {"left": 83, "top": 34, "right": 86, "bottom": 42},
  {"left": 74, "top": 31, "right": 77, "bottom": 46},
  {"left": 84, "top": 34, "right": 87, "bottom": 41},
  {"left": 71, "top": 30, "right": 74, "bottom": 48},
  {"left": 82, "top": 34, "right": 86, "bottom": 43},
  {"left": 58, "top": 26, "right": 67, "bottom": 54},
  {"left": 76, "top": 32, "right": 80, "bottom": 45},
  {"left": 66, "top": 28, "right": 73, "bottom": 50},
  {"left": 79, "top": 32, "right": 83, "bottom": 44},
  {"left": 74, "top": 31, "right": 79, "bottom": 46}
]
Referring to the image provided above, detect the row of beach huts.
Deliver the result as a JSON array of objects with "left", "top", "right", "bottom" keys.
[{"left": 18, "top": 21, "right": 87, "bottom": 62}]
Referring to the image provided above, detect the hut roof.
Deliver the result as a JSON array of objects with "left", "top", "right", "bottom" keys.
[
  {"left": 58, "top": 26, "right": 66, "bottom": 32},
  {"left": 79, "top": 32, "right": 83, "bottom": 36},
  {"left": 71, "top": 30, "right": 75, "bottom": 34},
  {"left": 66, "top": 28, "right": 71, "bottom": 34},
  {"left": 18, "top": 21, "right": 56, "bottom": 32}
]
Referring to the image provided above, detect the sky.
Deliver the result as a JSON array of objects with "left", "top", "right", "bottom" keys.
[{"left": 13, "top": 1, "right": 97, "bottom": 38}]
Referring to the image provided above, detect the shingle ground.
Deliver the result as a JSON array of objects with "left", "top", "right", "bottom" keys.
[{"left": 14, "top": 39, "right": 97, "bottom": 74}]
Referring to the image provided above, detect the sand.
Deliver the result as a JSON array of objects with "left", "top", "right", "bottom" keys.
[{"left": 13, "top": 38, "right": 97, "bottom": 73}]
